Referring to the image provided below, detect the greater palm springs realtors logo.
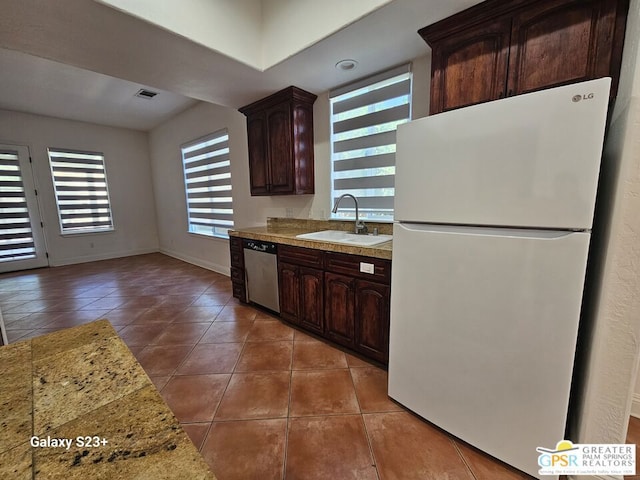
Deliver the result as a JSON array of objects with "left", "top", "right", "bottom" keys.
[{"left": 537, "top": 440, "right": 636, "bottom": 476}]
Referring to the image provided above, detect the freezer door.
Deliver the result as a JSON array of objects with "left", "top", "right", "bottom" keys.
[
  {"left": 395, "top": 78, "right": 610, "bottom": 230},
  {"left": 388, "top": 222, "right": 591, "bottom": 479}
]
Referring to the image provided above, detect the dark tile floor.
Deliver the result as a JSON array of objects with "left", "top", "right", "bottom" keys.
[{"left": 1, "top": 252, "right": 607, "bottom": 479}]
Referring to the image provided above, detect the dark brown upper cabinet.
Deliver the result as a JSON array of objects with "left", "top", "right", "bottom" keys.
[
  {"left": 420, "top": 0, "right": 629, "bottom": 115},
  {"left": 239, "top": 86, "right": 317, "bottom": 195}
]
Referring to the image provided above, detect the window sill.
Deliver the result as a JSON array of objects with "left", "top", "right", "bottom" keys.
[
  {"left": 328, "top": 217, "right": 394, "bottom": 224},
  {"left": 60, "top": 228, "right": 115, "bottom": 237},
  {"left": 187, "top": 231, "right": 230, "bottom": 241}
]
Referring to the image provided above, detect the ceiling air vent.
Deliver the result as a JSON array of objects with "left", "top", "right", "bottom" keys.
[{"left": 135, "top": 89, "right": 158, "bottom": 99}]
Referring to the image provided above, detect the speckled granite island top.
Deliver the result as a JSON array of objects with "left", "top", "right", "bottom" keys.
[
  {"left": 0, "top": 320, "right": 216, "bottom": 480},
  {"left": 229, "top": 217, "right": 393, "bottom": 260}
]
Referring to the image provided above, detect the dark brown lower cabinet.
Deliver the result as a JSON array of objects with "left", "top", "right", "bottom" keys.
[
  {"left": 324, "top": 273, "right": 391, "bottom": 363},
  {"left": 273, "top": 243, "right": 391, "bottom": 364},
  {"left": 229, "top": 236, "right": 246, "bottom": 302},
  {"left": 355, "top": 280, "right": 390, "bottom": 363},
  {"left": 299, "top": 267, "right": 324, "bottom": 334},
  {"left": 324, "top": 272, "right": 356, "bottom": 349},
  {"left": 278, "top": 261, "right": 299, "bottom": 322},
  {"left": 278, "top": 261, "right": 324, "bottom": 335}
]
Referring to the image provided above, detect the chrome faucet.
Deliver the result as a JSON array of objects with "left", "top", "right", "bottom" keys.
[{"left": 332, "top": 194, "right": 368, "bottom": 235}]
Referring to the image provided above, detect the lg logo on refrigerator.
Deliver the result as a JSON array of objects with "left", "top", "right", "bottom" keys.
[{"left": 572, "top": 93, "right": 595, "bottom": 102}]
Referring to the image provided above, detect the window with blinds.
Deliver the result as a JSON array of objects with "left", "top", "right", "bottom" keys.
[
  {"left": 329, "top": 64, "right": 412, "bottom": 221},
  {"left": 0, "top": 149, "right": 37, "bottom": 262},
  {"left": 47, "top": 149, "right": 114, "bottom": 234},
  {"left": 181, "top": 129, "right": 234, "bottom": 239}
]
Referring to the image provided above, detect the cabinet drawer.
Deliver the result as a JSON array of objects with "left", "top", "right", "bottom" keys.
[
  {"left": 230, "top": 249, "right": 244, "bottom": 268},
  {"left": 232, "top": 282, "right": 246, "bottom": 302},
  {"left": 230, "top": 236, "right": 242, "bottom": 250},
  {"left": 325, "top": 252, "right": 391, "bottom": 283},
  {"left": 278, "top": 244, "right": 324, "bottom": 268},
  {"left": 230, "top": 266, "right": 244, "bottom": 283}
]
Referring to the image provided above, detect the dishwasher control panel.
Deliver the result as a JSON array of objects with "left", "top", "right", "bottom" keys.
[{"left": 243, "top": 239, "right": 278, "bottom": 254}]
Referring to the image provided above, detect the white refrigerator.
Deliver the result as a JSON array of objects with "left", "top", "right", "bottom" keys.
[{"left": 388, "top": 78, "right": 611, "bottom": 479}]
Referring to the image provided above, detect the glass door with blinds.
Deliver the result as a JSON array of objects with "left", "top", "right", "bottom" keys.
[{"left": 0, "top": 144, "right": 48, "bottom": 272}]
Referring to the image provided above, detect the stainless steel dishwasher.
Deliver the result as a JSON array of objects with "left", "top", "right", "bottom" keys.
[{"left": 243, "top": 239, "right": 280, "bottom": 313}]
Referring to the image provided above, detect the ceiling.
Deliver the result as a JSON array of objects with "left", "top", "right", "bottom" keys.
[
  {"left": 0, "top": 48, "right": 198, "bottom": 131},
  {"left": 0, "top": 0, "right": 481, "bottom": 131}
]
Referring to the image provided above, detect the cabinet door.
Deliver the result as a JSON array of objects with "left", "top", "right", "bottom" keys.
[
  {"left": 299, "top": 267, "right": 324, "bottom": 334},
  {"left": 355, "top": 280, "right": 390, "bottom": 363},
  {"left": 507, "top": 0, "right": 622, "bottom": 97},
  {"left": 229, "top": 237, "right": 246, "bottom": 302},
  {"left": 246, "top": 113, "right": 269, "bottom": 195},
  {"left": 292, "top": 103, "right": 315, "bottom": 194},
  {"left": 324, "top": 272, "right": 355, "bottom": 348},
  {"left": 430, "top": 16, "right": 511, "bottom": 114},
  {"left": 266, "top": 103, "right": 294, "bottom": 194},
  {"left": 278, "top": 261, "right": 299, "bottom": 324}
]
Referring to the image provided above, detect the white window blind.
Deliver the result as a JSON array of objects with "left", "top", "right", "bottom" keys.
[
  {"left": 0, "top": 149, "right": 36, "bottom": 262},
  {"left": 181, "top": 129, "right": 234, "bottom": 239},
  {"left": 48, "top": 149, "right": 114, "bottom": 234},
  {"left": 329, "top": 64, "right": 412, "bottom": 221}
]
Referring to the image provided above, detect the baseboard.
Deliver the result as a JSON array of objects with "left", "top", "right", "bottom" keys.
[
  {"left": 48, "top": 247, "right": 160, "bottom": 267},
  {"left": 630, "top": 393, "right": 640, "bottom": 419},
  {"left": 159, "top": 247, "right": 230, "bottom": 277},
  {"left": 49, "top": 245, "right": 231, "bottom": 276}
]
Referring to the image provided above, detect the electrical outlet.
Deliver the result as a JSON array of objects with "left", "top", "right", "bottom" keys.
[
  {"left": 286, "top": 208, "right": 294, "bottom": 218},
  {"left": 360, "top": 262, "right": 375, "bottom": 274}
]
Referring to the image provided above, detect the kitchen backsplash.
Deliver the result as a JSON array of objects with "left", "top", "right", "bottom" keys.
[{"left": 266, "top": 217, "right": 393, "bottom": 235}]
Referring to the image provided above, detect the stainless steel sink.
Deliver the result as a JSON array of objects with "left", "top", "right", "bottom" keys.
[{"left": 295, "top": 230, "right": 392, "bottom": 246}]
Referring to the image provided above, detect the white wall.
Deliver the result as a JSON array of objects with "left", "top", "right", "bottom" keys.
[
  {"left": 97, "top": 0, "right": 393, "bottom": 71},
  {"left": 149, "top": 102, "right": 249, "bottom": 274},
  {"left": 147, "top": 99, "right": 320, "bottom": 275},
  {"left": 261, "top": 0, "right": 393, "bottom": 68},
  {"left": 0, "top": 109, "right": 159, "bottom": 266},
  {"left": 571, "top": 0, "right": 640, "bottom": 455},
  {"left": 96, "top": 0, "right": 263, "bottom": 69},
  {"left": 148, "top": 55, "right": 430, "bottom": 275}
]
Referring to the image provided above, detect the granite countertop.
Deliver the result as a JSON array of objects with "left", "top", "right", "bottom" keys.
[
  {"left": 229, "top": 217, "right": 393, "bottom": 260},
  {"left": 0, "top": 320, "right": 216, "bottom": 480}
]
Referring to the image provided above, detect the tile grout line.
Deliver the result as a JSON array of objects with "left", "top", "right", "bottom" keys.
[
  {"left": 451, "top": 438, "right": 479, "bottom": 480},
  {"left": 186, "top": 296, "right": 246, "bottom": 462},
  {"left": 348, "top": 364, "right": 380, "bottom": 477},
  {"left": 360, "top": 415, "right": 382, "bottom": 480},
  {"left": 190, "top": 298, "right": 260, "bottom": 474},
  {"left": 138, "top": 283, "right": 224, "bottom": 378},
  {"left": 282, "top": 333, "right": 296, "bottom": 480},
  {"left": 205, "top": 300, "right": 255, "bottom": 426}
]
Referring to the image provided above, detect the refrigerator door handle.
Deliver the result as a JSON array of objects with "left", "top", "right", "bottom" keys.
[{"left": 396, "top": 222, "right": 586, "bottom": 240}]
